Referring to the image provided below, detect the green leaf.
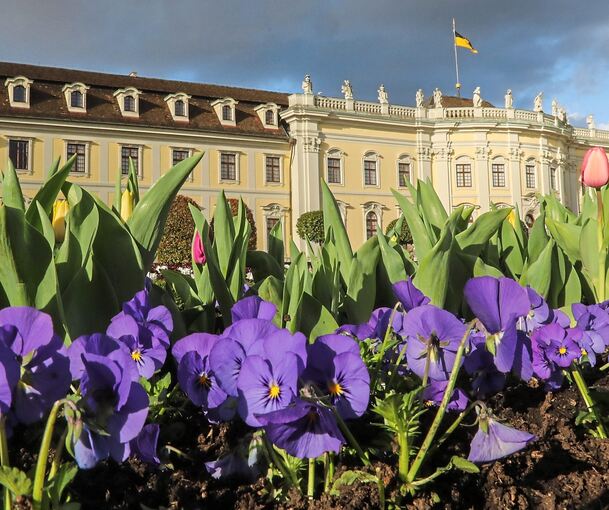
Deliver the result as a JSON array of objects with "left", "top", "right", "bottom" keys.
[
  {"left": 127, "top": 152, "right": 202, "bottom": 268},
  {"left": 455, "top": 208, "right": 511, "bottom": 256},
  {"left": 268, "top": 218, "right": 284, "bottom": 267},
  {"left": 161, "top": 269, "right": 202, "bottom": 309},
  {"left": 296, "top": 292, "right": 339, "bottom": 342},
  {"left": 413, "top": 225, "right": 453, "bottom": 308},
  {"left": 377, "top": 230, "right": 407, "bottom": 284},
  {"left": 330, "top": 470, "right": 380, "bottom": 497},
  {"left": 321, "top": 180, "right": 353, "bottom": 282},
  {"left": 450, "top": 456, "right": 480, "bottom": 474},
  {"left": 127, "top": 157, "right": 140, "bottom": 204},
  {"left": 48, "top": 463, "right": 79, "bottom": 508},
  {"left": 34, "top": 201, "right": 57, "bottom": 250},
  {"left": 499, "top": 220, "right": 525, "bottom": 278},
  {"left": 212, "top": 190, "right": 235, "bottom": 277},
  {"left": 417, "top": 179, "right": 448, "bottom": 236},
  {"left": 545, "top": 218, "right": 581, "bottom": 263},
  {"left": 521, "top": 240, "right": 554, "bottom": 298},
  {"left": 258, "top": 275, "right": 283, "bottom": 326},
  {"left": 527, "top": 210, "right": 549, "bottom": 264},
  {"left": 246, "top": 250, "right": 284, "bottom": 281},
  {"left": 1, "top": 159, "right": 25, "bottom": 211},
  {"left": 580, "top": 218, "right": 600, "bottom": 292},
  {"left": 344, "top": 236, "right": 380, "bottom": 323},
  {"left": 0, "top": 466, "right": 32, "bottom": 497},
  {"left": 391, "top": 188, "right": 433, "bottom": 259}
]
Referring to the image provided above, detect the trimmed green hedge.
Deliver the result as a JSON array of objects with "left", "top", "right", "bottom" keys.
[
  {"left": 156, "top": 195, "right": 201, "bottom": 266},
  {"left": 385, "top": 217, "right": 413, "bottom": 246},
  {"left": 296, "top": 210, "right": 324, "bottom": 244}
]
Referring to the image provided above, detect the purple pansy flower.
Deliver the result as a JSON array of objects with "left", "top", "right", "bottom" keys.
[
  {"left": 403, "top": 305, "right": 466, "bottom": 381},
  {"left": 338, "top": 307, "right": 406, "bottom": 343},
  {"left": 463, "top": 337, "right": 506, "bottom": 399},
  {"left": 130, "top": 423, "right": 160, "bottom": 465},
  {"left": 231, "top": 296, "right": 277, "bottom": 322},
  {"left": 392, "top": 278, "right": 430, "bottom": 312},
  {"left": 0, "top": 307, "right": 70, "bottom": 424},
  {"left": 531, "top": 323, "right": 581, "bottom": 390},
  {"left": 464, "top": 277, "right": 532, "bottom": 380},
  {"left": 422, "top": 380, "right": 469, "bottom": 412},
  {"left": 74, "top": 353, "right": 149, "bottom": 469},
  {"left": 468, "top": 409, "right": 536, "bottom": 464},
  {"left": 573, "top": 304, "right": 609, "bottom": 366},
  {"left": 256, "top": 399, "right": 345, "bottom": 459},
  {"left": 204, "top": 435, "right": 264, "bottom": 481},
  {"left": 303, "top": 335, "right": 370, "bottom": 419}
]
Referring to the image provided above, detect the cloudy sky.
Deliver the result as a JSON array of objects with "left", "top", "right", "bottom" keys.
[{"left": 3, "top": 0, "right": 609, "bottom": 127}]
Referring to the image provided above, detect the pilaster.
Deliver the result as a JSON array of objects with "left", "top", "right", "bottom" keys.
[{"left": 475, "top": 146, "right": 491, "bottom": 211}]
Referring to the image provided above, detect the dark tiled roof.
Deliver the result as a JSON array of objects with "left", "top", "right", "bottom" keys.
[
  {"left": 0, "top": 62, "right": 290, "bottom": 139},
  {"left": 425, "top": 95, "right": 495, "bottom": 108}
]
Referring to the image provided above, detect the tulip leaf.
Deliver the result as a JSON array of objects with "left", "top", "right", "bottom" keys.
[
  {"left": 34, "top": 201, "right": 56, "bottom": 250},
  {"left": 521, "top": 240, "right": 554, "bottom": 298},
  {"left": 456, "top": 208, "right": 511, "bottom": 256},
  {"left": 296, "top": 292, "right": 339, "bottom": 343},
  {"left": 344, "top": 236, "right": 380, "bottom": 324},
  {"left": 2, "top": 160, "right": 25, "bottom": 212},
  {"left": 268, "top": 219, "right": 284, "bottom": 268},
  {"left": 414, "top": 226, "right": 453, "bottom": 308},
  {"left": 417, "top": 179, "right": 448, "bottom": 237},
  {"left": 377, "top": 230, "right": 407, "bottom": 284},
  {"left": 579, "top": 218, "right": 599, "bottom": 293},
  {"left": 499, "top": 221, "right": 525, "bottom": 279},
  {"left": 246, "top": 250, "right": 284, "bottom": 281},
  {"left": 213, "top": 190, "right": 235, "bottom": 277},
  {"left": 321, "top": 180, "right": 353, "bottom": 283},
  {"left": 545, "top": 218, "right": 581, "bottom": 263},
  {"left": 392, "top": 188, "right": 433, "bottom": 259},
  {"left": 527, "top": 210, "right": 549, "bottom": 264},
  {"left": 258, "top": 275, "right": 284, "bottom": 326},
  {"left": 127, "top": 153, "right": 202, "bottom": 268}
]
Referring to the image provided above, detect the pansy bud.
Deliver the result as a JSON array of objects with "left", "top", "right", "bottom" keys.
[
  {"left": 52, "top": 199, "right": 69, "bottom": 243},
  {"left": 192, "top": 230, "right": 206, "bottom": 265},
  {"left": 120, "top": 189, "right": 134, "bottom": 222},
  {"left": 581, "top": 147, "right": 609, "bottom": 188}
]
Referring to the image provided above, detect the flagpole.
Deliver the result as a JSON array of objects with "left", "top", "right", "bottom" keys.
[{"left": 452, "top": 18, "right": 461, "bottom": 98}]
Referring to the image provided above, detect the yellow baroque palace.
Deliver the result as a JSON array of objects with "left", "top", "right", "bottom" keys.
[{"left": 1, "top": 62, "right": 607, "bottom": 251}]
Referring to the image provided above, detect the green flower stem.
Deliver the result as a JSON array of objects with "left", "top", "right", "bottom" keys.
[
  {"left": 307, "top": 458, "right": 316, "bottom": 499},
  {"left": 432, "top": 401, "right": 477, "bottom": 452},
  {"left": 371, "top": 303, "right": 401, "bottom": 394},
  {"left": 32, "top": 400, "right": 62, "bottom": 510},
  {"left": 48, "top": 426, "right": 68, "bottom": 480},
  {"left": 323, "top": 453, "right": 335, "bottom": 492},
  {"left": 0, "top": 416, "right": 11, "bottom": 510},
  {"left": 333, "top": 409, "right": 370, "bottom": 466},
  {"left": 387, "top": 343, "right": 407, "bottom": 389},
  {"left": 261, "top": 433, "right": 301, "bottom": 491},
  {"left": 397, "top": 428, "right": 409, "bottom": 481},
  {"left": 597, "top": 189, "right": 606, "bottom": 302},
  {"left": 406, "top": 322, "right": 475, "bottom": 483},
  {"left": 571, "top": 364, "right": 607, "bottom": 439}
]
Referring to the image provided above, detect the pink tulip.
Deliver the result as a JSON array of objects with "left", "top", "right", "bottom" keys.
[
  {"left": 581, "top": 147, "right": 609, "bottom": 188},
  {"left": 192, "top": 230, "right": 206, "bottom": 265}
]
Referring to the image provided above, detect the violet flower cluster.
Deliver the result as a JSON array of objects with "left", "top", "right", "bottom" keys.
[{"left": 172, "top": 295, "right": 370, "bottom": 459}]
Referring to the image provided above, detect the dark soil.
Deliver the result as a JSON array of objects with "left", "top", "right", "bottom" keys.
[{"left": 66, "top": 373, "right": 609, "bottom": 510}]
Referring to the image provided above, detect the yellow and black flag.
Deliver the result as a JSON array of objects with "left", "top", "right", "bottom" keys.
[{"left": 454, "top": 31, "right": 478, "bottom": 54}]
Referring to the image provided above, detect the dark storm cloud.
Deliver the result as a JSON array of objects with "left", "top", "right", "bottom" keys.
[{"left": 2, "top": 0, "right": 609, "bottom": 124}]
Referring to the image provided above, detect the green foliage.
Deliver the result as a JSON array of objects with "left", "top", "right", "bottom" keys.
[
  {"left": 211, "top": 197, "right": 257, "bottom": 250},
  {"left": 296, "top": 210, "right": 325, "bottom": 244},
  {"left": 156, "top": 195, "right": 201, "bottom": 266},
  {"left": 385, "top": 217, "right": 413, "bottom": 246}
]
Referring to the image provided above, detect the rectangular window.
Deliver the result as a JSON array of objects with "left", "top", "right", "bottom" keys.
[
  {"left": 67, "top": 143, "right": 86, "bottom": 173},
  {"left": 398, "top": 162, "right": 411, "bottom": 187},
  {"left": 172, "top": 149, "right": 190, "bottom": 167},
  {"left": 327, "top": 157, "right": 341, "bottom": 184},
  {"left": 492, "top": 163, "right": 506, "bottom": 187},
  {"left": 266, "top": 217, "right": 279, "bottom": 236},
  {"left": 364, "top": 160, "right": 377, "bottom": 186},
  {"left": 121, "top": 146, "right": 139, "bottom": 175},
  {"left": 265, "top": 155, "right": 281, "bottom": 183},
  {"left": 8, "top": 139, "right": 29, "bottom": 171},
  {"left": 525, "top": 165, "right": 536, "bottom": 188},
  {"left": 550, "top": 167, "right": 557, "bottom": 190},
  {"left": 456, "top": 163, "right": 472, "bottom": 187},
  {"left": 220, "top": 153, "right": 237, "bottom": 181}
]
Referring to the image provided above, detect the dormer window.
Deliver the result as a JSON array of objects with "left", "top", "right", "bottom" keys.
[
  {"left": 164, "top": 92, "right": 191, "bottom": 121},
  {"left": 114, "top": 87, "right": 141, "bottom": 117},
  {"left": 5, "top": 76, "right": 33, "bottom": 108},
  {"left": 62, "top": 82, "right": 89, "bottom": 112},
  {"left": 254, "top": 102, "right": 280, "bottom": 128},
  {"left": 211, "top": 98, "right": 238, "bottom": 127}
]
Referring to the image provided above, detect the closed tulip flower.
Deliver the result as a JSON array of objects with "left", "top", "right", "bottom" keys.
[
  {"left": 120, "top": 189, "right": 134, "bottom": 221},
  {"left": 192, "top": 230, "right": 206, "bottom": 265},
  {"left": 52, "top": 199, "right": 69, "bottom": 243},
  {"left": 581, "top": 147, "right": 609, "bottom": 188}
]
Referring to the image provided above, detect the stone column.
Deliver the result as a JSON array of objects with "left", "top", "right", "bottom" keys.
[
  {"left": 433, "top": 147, "right": 453, "bottom": 211},
  {"left": 475, "top": 146, "right": 491, "bottom": 212},
  {"left": 509, "top": 147, "right": 523, "bottom": 216},
  {"left": 539, "top": 149, "right": 552, "bottom": 195},
  {"left": 416, "top": 146, "right": 432, "bottom": 182}
]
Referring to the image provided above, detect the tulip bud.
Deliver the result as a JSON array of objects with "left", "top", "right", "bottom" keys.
[
  {"left": 52, "top": 199, "right": 69, "bottom": 243},
  {"left": 120, "top": 189, "right": 134, "bottom": 222},
  {"left": 581, "top": 147, "right": 609, "bottom": 188},
  {"left": 507, "top": 209, "right": 517, "bottom": 228},
  {"left": 192, "top": 230, "right": 206, "bottom": 265}
]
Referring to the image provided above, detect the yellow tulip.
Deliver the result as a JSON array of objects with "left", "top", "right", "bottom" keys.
[
  {"left": 120, "top": 189, "right": 134, "bottom": 222},
  {"left": 507, "top": 209, "right": 517, "bottom": 228},
  {"left": 52, "top": 199, "right": 69, "bottom": 243}
]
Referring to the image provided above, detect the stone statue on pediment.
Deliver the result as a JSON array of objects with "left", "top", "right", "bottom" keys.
[
  {"left": 433, "top": 87, "right": 443, "bottom": 108},
  {"left": 551, "top": 98, "right": 558, "bottom": 117},
  {"left": 534, "top": 92, "right": 543, "bottom": 112},
  {"left": 587, "top": 114, "right": 595, "bottom": 129},
  {"left": 378, "top": 84, "right": 388, "bottom": 104},
  {"left": 341, "top": 80, "right": 353, "bottom": 100},
  {"left": 472, "top": 86, "right": 482, "bottom": 107},
  {"left": 416, "top": 88, "right": 425, "bottom": 108},
  {"left": 302, "top": 74, "right": 313, "bottom": 94},
  {"left": 504, "top": 89, "right": 513, "bottom": 108}
]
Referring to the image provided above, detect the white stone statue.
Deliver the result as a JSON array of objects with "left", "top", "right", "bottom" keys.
[
  {"left": 301, "top": 74, "right": 313, "bottom": 94},
  {"left": 551, "top": 98, "right": 558, "bottom": 117},
  {"left": 416, "top": 88, "right": 425, "bottom": 108},
  {"left": 504, "top": 89, "right": 513, "bottom": 109},
  {"left": 341, "top": 80, "right": 353, "bottom": 100},
  {"left": 587, "top": 114, "right": 596, "bottom": 129},
  {"left": 559, "top": 107, "right": 567, "bottom": 123},
  {"left": 472, "top": 86, "right": 482, "bottom": 107},
  {"left": 377, "top": 84, "right": 388, "bottom": 104},
  {"left": 433, "top": 87, "right": 443, "bottom": 108},
  {"left": 534, "top": 92, "right": 543, "bottom": 112}
]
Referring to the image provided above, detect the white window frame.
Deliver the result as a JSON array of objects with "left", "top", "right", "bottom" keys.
[
  {"left": 325, "top": 148, "right": 344, "bottom": 186},
  {"left": 7, "top": 137, "right": 33, "bottom": 173},
  {"left": 219, "top": 151, "right": 240, "bottom": 183},
  {"left": 525, "top": 159, "right": 537, "bottom": 189},
  {"left": 254, "top": 102, "right": 280, "bottom": 129},
  {"left": 62, "top": 82, "right": 89, "bottom": 113},
  {"left": 114, "top": 87, "right": 142, "bottom": 118},
  {"left": 262, "top": 203, "right": 288, "bottom": 251},
  {"left": 171, "top": 147, "right": 194, "bottom": 182},
  {"left": 362, "top": 202, "right": 383, "bottom": 240},
  {"left": 119, "top": 144, "right": 143, "bottom": 178},
  {"left": 491, "top": 157, "right": 507, "bottom": 188},
  {"left": 264, "top": 153, "right": 283, "bottom": 185},
  {"left": 64, "top": 140, "right": 91, "bottom": 176},
  {"left": 164, "top": 92, "right": 192, "bottom": 122},
  {"left": 362, "top": 151, "right": 380, "bottom": 188},
  {"left": 5, "top": 76, "right": 33, "bottom": 109},
  {"left": 211, "top": 97, "right": 238, "bottom": 127},
  {"left": 396, "top": 154, "right": 413, "bottom": 188}
]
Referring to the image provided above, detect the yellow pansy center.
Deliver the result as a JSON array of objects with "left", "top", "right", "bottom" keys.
[
  {"left": 198, "top": 373, "right": 211, "bottom": 389},
  {"left": 268, "top": 382, "right": 281, "bottom": 399},
  {"left": 131, "top": 350, "right": 142, "bottom": 362},
  {"left": 581, "top": 348, "right": 588, "bottom": 356},
  {"left": 328, "top": 381, "right": 344, "bottom": 396},
  {"left": 558, "top": 346, "right": 567, "bottom": 355}
]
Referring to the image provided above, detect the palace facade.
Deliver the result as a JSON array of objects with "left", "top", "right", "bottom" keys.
[{"left": 1, "top": 62, "right": 608, "bottom": 251}]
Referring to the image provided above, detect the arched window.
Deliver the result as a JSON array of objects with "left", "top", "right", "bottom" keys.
[
  {"left": 70, "top": 90, "right": 83, "bottom": 108},
  {"left": 222, "top": 104, "right": 232, "bottom": 121},
  {"left": 13, "top": 85, "right": 26, "bottom": 103},
  {"left": 525, "top": 213, "right": 535, "bottom": 229},
  {"left": 124, "top": 95, "right": 135, "bottom": 112},
  {"left": 363, "top": 152, "right": 379, "bottom": 186},
  {"left": 326, "top": 149, "right": 343, "bottom": 184},
  {"left": 265, "top": 109, "right": 275, "bottom": 125},
  {"left": 455, "top": 160, "right": 472, "bottom": 187},
  {"left": 366, "top": 211, "right": 378, "bottom": 239},
  {"left": 174, "top": 99, "right": 185, "bottom": 117}
]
